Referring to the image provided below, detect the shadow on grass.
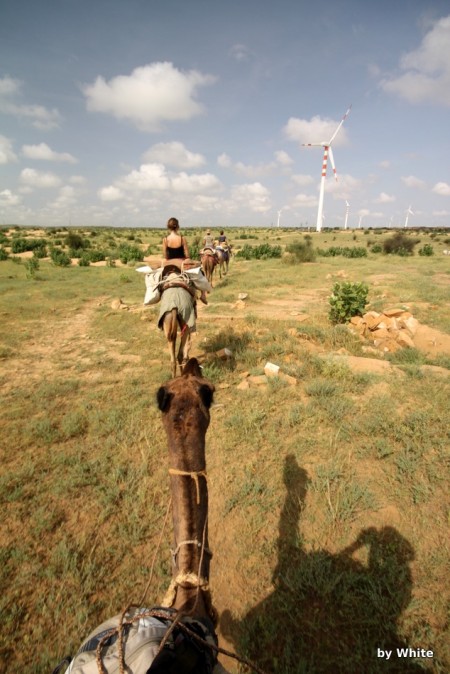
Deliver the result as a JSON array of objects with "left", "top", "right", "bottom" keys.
[{"left": 222, "top": 455, "right": 430, "bottom": 674}]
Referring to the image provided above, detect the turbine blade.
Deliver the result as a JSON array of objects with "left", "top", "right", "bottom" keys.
[
  {"left": 328, "top": 147, "right": 338, "bottom": 181},
  {"left": 329, "top": 104, "right": 352, "bottom": 145}
]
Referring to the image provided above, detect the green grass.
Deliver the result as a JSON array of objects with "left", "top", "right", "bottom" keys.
[{"left": 0, "top": 226, "right": 449, "bottom": 673}]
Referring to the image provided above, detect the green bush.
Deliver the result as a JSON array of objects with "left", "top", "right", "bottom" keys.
[
  {"left": 285, "top": 240, "right": 316, "bottom": 263},
  {"left": 0, "top": 247, "right": 9, "bottom": 261},
  {"left": 370, "top": 244, "right": 383, "bottom": 254},
  {"left": 117, "top": 244, "right": 144, "bottom": 264},
  {"left": 78, "top": 255, "right": 90, "bottom": 266},
  {"left": 65, "top": 232, "right": 90, "bottom": 250},
  {"left": 383, "top": 233, "right": 417, "bottom": 255},
  {"left": 25, "top": 257, "right": 40, "bottom": 279},
  {"left": 329, "top": 281, "right": 369, "bottom": 324},
  {"left": 235, "top": 243, "right": 282, "bottom": 260},
  {"left": 87, "top": 249, "right": 106, "bottom": 263},
  {"left": 11, "top": 237, "right": 48, "bottom": 254},
  {"left": 418, "top": 244, "right": 434, "bottom": 256},
  {"left": 50, "top": 248, "right": 71, "bottom": 267},
  {"left": 317, "top": 246, "right": 367, "bottom": 258}
]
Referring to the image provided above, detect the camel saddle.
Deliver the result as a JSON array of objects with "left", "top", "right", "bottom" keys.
[{"left": 161, "top": 269, "right": 196, "bottom": 300}]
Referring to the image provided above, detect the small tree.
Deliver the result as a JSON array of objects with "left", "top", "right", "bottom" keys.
[
  {"left": 383, "top": 233, "right": 417, "bottom": 256},
  {"left": 329, "top": 281, "right": 369, "bottom": 324}
]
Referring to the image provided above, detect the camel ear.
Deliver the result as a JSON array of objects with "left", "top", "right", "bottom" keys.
[
  {"left": 157, "top": 386, "right": 173, "bottom": 412},
  {"left": 199, "top": 383, "right": 214, "bottom": 409}
]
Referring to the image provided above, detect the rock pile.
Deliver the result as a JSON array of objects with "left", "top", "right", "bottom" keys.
[{"left": 349, "top": 309, "right": 419, "bottom": 353}]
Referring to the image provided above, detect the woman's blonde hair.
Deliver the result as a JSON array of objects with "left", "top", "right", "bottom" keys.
[{"left": 167, "top": 217, "right": 179, "bottom": 231}]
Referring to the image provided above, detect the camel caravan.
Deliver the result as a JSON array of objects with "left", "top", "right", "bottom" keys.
[
  {"left": 52, "top": 224, "right": 244, "bottom": 673},
  {"left": 54, "top": 359, "right": 246, "bottom": 673},
  {"left": 137, "top": 220, "right": 232, "bottom": 377}
]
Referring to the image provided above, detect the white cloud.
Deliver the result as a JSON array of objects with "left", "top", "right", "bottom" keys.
[
  {"left": 401, "top": 175, "right": 426, "bottom": 189},
  {"left": 83, "top": 62, "right": 216, "bottom": 131},
  {"left": 284, "top": 113, "right": 350, "bottom": 147},
  {"left": 191, "top": 195, "right": 222, "bottom": 212},
  {"left": 117, "top": 163, "right": 170, "bottom": 191},
  {"left": 20, "top": 168, "right": 62, "bottom": 188},
  {"left": 106, "top": 163, "right": 222, "bottom": 198},
  {"left": 22, "top": 143, "right": 77, "bottom": 163},
  {"left": 98, "top": 186, "right": 124, "bottom": 201},
  {"left": 432, "top": 181, "right": 450, "bottom": 196},
  {"left": 292, "top": 174, "right": 314, "bottom": 186},
  {"left": 380, "top": 15, "right": 450, "bottom": 106},
  {"left": 0, "top": 76, "right": 61, "bottom": 130},
  {"left": 171, "top": 172, "right": 222, "bottom": 193},
  {"left": 217, "top": 152, "right": 276, "bottom": 178},
  {"left": 0, "top": 75, "right": 20, "bottom": 96},
  {"left": 231, "top": 182, "right": 271, "bottom": 212},
  {"left": 50, "top": 185, "right": 77, "bottom": 209},
  {"left": 142, "top": 141, "right": 205, "bottom": 168},
  {"left": 292, "top": 193, "right": 317, "bottom": 208},
  {"left": 0, "top": 135, "right": 17, "bottom": 164},
  {"left": 69, "top": 175, "right": 87, "bottom": 185},
  {"left": 379, "top": 160, "right": 391, "bottom": 169},
  {"left": 326, "top": 174, "right": 362, "bottom": 198},
  {"left": 275, "top": 150, "right": 294, "bottom": 166},
  {"left": 0, "top": 189, "right": 21, "bottom": 206},
  {"left": 376, "top": 192, "right": 396, "bottom": 203},
  {"left": 433, "top": 209, "right": 450, "bottom": 216},
  {"left": 229, "top": 44, "right": 252, "bottom": 62},
  {"left": 217, "top": 153, "right": 232, "bottom": 168}
]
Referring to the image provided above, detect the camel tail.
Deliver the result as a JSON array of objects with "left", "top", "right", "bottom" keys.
[{"left": 168, "top": 307, "right": 178, "bottom": 342}]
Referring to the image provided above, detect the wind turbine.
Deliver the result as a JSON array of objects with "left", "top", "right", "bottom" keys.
[
  {"left": 277, "top": 209, "right": 282, "bottom": 228},
  {"left": 344, "top": 200, "right": 350, "bottom": 230},
  {"left": 404, "top": 205, "right": 414, "bottom": 228},
  {"left": 303, "top": 105, "right": 352, "bottom": 232},
  {"left": 358, "top": 214, "right": 364, "bottom": 229}
]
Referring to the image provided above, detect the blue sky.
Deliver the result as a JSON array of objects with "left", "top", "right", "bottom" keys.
[{"left": 1, "top": 0, "right": 450, "bottom": 229}]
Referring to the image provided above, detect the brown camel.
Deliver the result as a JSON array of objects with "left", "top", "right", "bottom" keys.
[
  {"left": 158, "top": 282, "right": 196, "bottom": 378},
  {"left": 157, "top": 358, "right": 216, "bottom": 620},
  {"left": 201, "top": 252, "right": 217, "bottom": 286},
  {"left": 215, "top": 246, "right": 230, "bottom": 280}
]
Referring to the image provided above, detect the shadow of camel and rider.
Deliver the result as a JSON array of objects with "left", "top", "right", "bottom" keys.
[{"left": 222, "top": 455, "right": 429, "bottom": 674}]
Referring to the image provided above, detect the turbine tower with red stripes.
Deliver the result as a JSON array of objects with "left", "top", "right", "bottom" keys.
[{"left": 303, "top": 105, "right": 351, "bottom": 232}]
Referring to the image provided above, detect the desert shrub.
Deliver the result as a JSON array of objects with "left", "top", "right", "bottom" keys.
[
  {"left": 0, "top": 231, "right": 8, "bottom": 244},
  {"left": 106, "top": 257, "right": 116, "bottom": 267},
  {"left": 65, "top": 232, "right": 89, "bottom": 250},
  {"left": 189, "top": 236, "right": 202, "bottom": 261},
  {"left": 25, "top": 257, "right": 40, "bottom": 278},
  {"left": 11, "top": 238, "right": 29, "bottom": 253},
  {"left": 285, "top": 240, "right": 316, "bottom": 263},
  {"left": 383, "top": 233, "right": 417, "bottom": 256},
  {"left": 117, "top": 244, "right": 143, "bottom": 264},
  {"left": 239, "top": 233, "right": 258, "bottom": 240},
  {"left": 33, "top": 244, "right": 47, "bottom": 258},
  {"left": 329, "top": 281, "right": 369, "bottom": 324},
  {"left": 50, "top": 248, "right": 71, "bottom": 267},
  {"left": 418, "top": 244, "right": 434, "bottom": 256},
  {"left": 78, "top": 255, "right": 90, "bottom": 266},
  {"left": 0, "top": 247, "right": 9, "bottom": 261},
  {"left": 370, "top": 244, "right": 383, "bottom": 254},
  {"left": 87, "top": 249, "right": 106, "bottom": 263},
  {"left": 317, "top": 246, "right": 367, "bottom": 258},
  {"left": 235, "top": 243, "right": 282, "bottom": 260}
]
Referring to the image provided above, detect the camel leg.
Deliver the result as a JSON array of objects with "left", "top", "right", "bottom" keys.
[
  {"left": 163, "top": 309, "right": 178, "bottom": 378},
  {"left": 178, "top": 327, "right": 191, "bottom": 372}
]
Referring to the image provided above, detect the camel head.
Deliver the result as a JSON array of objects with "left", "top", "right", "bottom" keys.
[{"left": 157, "top": 359, "right": 215, "bottom": 457}]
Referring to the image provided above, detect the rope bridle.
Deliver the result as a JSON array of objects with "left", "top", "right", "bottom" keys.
[{"left": 168, "top": 467, "right": 207, "bottom": 505}]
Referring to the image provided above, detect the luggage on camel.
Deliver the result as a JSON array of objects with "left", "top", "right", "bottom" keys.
[
  {"left": 53, "top": 606, "right": 219, "bottom": 674},
  {"left": 137, "top": 263, "right": 211, "bottom": 306}
]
